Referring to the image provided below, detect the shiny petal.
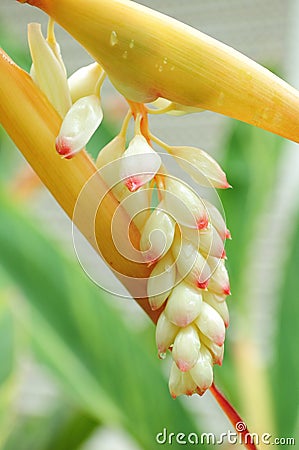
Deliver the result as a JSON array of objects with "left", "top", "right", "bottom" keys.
[{"left": 55, "top": 94, "right": 103, "bottom": 158}]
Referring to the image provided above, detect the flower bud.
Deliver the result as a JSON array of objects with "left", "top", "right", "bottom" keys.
[
  {"left": 120, "top": 135, "right": 161, "bottom": 192},
  {"left": 28, "top": 23, "right": 71, "bottom": 118},
  {"left": 203, "top": 199, "right": 230, "bottom": 241},
  {"left": 167, "top": 145, "right": 230, "bottom": 189},
  {"left": 68, "top": 62, "right": 104, "bottom": 103},
  {"left": 169, "top": 362, "right": 197, "bottom": 398},
  {"left": 164, "top": 177, "right": 209, "bottom": 230},
  {"left": 195, "top": 302, "right": 225, "bottom": 346},
  {"left": 156, "top": 311, "right": 179, "bottom": 357},
  {"left": 96, "top": 135, "right": 126, "bottom": 170},
  {"left": 203, "top": 291, "right": 229, "bottom": 327},
  {"left": 172, "top": 234, "right": 211, "bottom": 289},
  {"left": 172, "top": 325, "right": 201, "bottom": 372},
  {"left": 140, "top": 205, "right": 175, "bottom": 263},
  {"left": 199, "top": 225, "right": 225, "bottom": 259},
  {"left": 199, "top": 334, "right": 224, "bottom": 366},
  {"left": 55, "top": 94, "right": 103, "bottom": 158},
  {"left": 147, "top": 253, "right": 176, "bottom": 310},
  {"left": 190, "top": 346, "right": 214, "bottom": 395},
  {"left": 164, "top": 281, "right": 202, "bottom": 327},
  {"left": 208, "top": 259, "right": 231, "bottom": 296}
]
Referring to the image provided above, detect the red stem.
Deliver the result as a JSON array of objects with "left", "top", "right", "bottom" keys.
[{"left": 210, "top": 383, "right": 257, "bottom": 450}]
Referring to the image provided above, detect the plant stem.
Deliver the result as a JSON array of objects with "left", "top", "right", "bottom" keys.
[{"left": 210, "top": 382, "right": 257, "bottom": 450}]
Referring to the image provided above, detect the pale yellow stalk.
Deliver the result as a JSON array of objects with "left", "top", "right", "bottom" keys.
[
  {"left": 19, "top": 0, "right": 299, "bottom": 143},
  {"left": 0, "top": 49, "right": 159, "bottom": 320}
]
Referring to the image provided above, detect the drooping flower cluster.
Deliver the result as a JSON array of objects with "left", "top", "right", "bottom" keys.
[{"left": 28, "top": 20, "right": 231, "bottom": 398}]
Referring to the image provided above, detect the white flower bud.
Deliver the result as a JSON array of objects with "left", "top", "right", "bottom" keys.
[
  {"left": 199, "top": 334, "right": 224, "bottom": 366},
  {"left": 203, "top": 291, "right": 229, "bottom": 327},
  {"left": 167, "top": 145, "right": 230, "bottom": 189},
  {"left": 195, "top": 302, "right": 225, "bottom": 346},
  {"left": 171, "top": 234, "right": 211, "bottom": 289},
  {"left": 169, "top": 362, "right": 197, "bottom": 398},
  {"left": 190, "top": 346, "right": 214, "bottom": 395},
  {"left": 140, "top": 205, "right": 175, "bottom": 263},
  {"left": 68, "top": 62, "right": 104, "bottom": 103},
  {"left": 147, "top": 253, "right": 176, "bottom": 310},
  {"left": 156, "top": 311, "right": 179, "bottom": 357},
  {"left": 96, "top": 135, "right": 126, "bottom": 170},
  {"left": 165, "top": 281, "right": 202, "bottom": 327},
  {"left": 203, "top": 199, "right": 230, "bottom": 241},
  {"left": 172, "top": 325, "right": 201, "bottom": 372},
  {"left": 55, "top": 95, "right": 103, "bottom": 158},
  {"left": 28, "top": 23, "right": 71, "bottom": 118},
  {"left": 164, "top": 177, "right": 209, "bottom": 230},
  {"left": 199, "top": 225, "right": 225, "bottom": 259},
  {"left": 120, "top": 135, "right": 161, "bottom": 192},
  {"left": 208, "top": 259, "right": 231, "bottom": 296}
]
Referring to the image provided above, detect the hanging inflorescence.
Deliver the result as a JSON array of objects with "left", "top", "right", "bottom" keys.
[{"left": 28, "top": 20, "right": 232, "bottom": 398}]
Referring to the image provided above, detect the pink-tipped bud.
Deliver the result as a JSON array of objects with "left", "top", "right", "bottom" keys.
[
  {"left": 172, "top": 234, "right": 211, "bottom": 288},
  {"left": 164, "top": 281, "right": 202, "bottom": 327},
  {"left": 203, "top": 292, "right": 229, "bottom": 327},
  {"left": 195, "top": 302, "right": 226, "bottom": 346},
  {"left": 199, "top": 225, "right": 225, "bottom": 259},
  {"left": 55, "top": 95, "right": 103, "bottom": 158},
  {"left": 203, "top": 199, "right": 228, "bottom": 241},
  {"left": 120, "top": 135, "right": 161, "bottom": 192},
  {"left": 199, "top": 334, "right": 224, "bottom": 366},
  {"left": 163, "top": 177, "right": 209, "bottom": 229},
  {"left": 172, "top": 325, "right": 201, "bottom": 372},
  {"left": 167, "top": 145, "right": 230, "bottom": 189},
  {"left": 147, "top": 253, "right": 176, "bottom": 311},
  {"left": 208, "top": 259, "right": 230, "bottom": 296},
  {"left": 169, "top": 362, "right": 197, "bottom": 398},
  {"left": 156, "top": 311, "right": 179, "bottom": 357},
  {"left": 140, "top": 205, "right": 175, "bottom": 263},
  {"left": 190, "top": 346, "right": 213, "bottom": 395}
]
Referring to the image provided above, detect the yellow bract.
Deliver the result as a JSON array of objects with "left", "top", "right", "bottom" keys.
[{"left": 19, "top": 0, "right": 299, "bottom": 143}]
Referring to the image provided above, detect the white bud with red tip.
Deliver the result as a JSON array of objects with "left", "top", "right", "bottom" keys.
[
  {"left": 203, "top": 291, "right": 229, "bottom": 327},
  {"left": 172, "top": 325, "right": 201, "bottom": 372},
  {"left": 164, "top": 177, "right": 209, "bottom": 230},
  {"left": 171, "top": 234, "right": 211, "bottom": 289},
  {"left": 208, "top": 259, "right": 231, "bottom": 296},
  {"left": 55, "top": 95, "right": 103, "bottom": 158},
  {"left": 190, "top": 346, "right": 214, "bottom": 395},
  {"left": 195, "top": 302, "right": 226, "bottom": 346},
  {"left": 167, "top": 145, "right": 230, "bottom": 189},
  {"left": 164, "top": 281, "right": 202, "bottom": 327},
  {"left": 147, "top": 253, "right": 176, "bottom": 310},
  {"left": 140, "top": 205, "right": 175, "bottom": 263},
  {"left": 120, "top": 135, "right": 161, "bottom": 192},
  {"left": 156, "top": 311, "right": 179, "bottom": 357},
  {"left": 169, "top": 362, "right": 197, "bottom": 398}
]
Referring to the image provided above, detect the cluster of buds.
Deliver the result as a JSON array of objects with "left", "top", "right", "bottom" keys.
[{"left": 27, "top": 18, "right": 231, "bottom": 399}]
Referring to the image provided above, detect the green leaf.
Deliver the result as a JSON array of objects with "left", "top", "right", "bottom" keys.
[
  {"left": 2, "top": 405, "right": 99, "bottom": 450},
  {"left": 272, "top": 212, "right": 299, "bottom": 438},
  {"left": 0, "top": 190, "right": 200, "bottom": 450}
]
